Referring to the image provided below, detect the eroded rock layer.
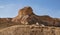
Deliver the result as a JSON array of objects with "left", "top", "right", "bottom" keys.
[{"left": 0, "top": 6, "right": 60, "bottom": 28}]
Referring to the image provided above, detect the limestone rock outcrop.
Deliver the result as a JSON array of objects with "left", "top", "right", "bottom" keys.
[
  {"left": 12, "top": 6, "right": 60, "bottom": 27},
  {"left": 12, "top": 6, "right": 35, "bottom": 24},
  {"left": 0, "top": 6, "right": 60, "bottom": 27},
  {"left": 0, "top": 6, "right": 60, "bottom": 35},
  {"left": 0, "top": 7, "right": 60, "bottom": 35}
]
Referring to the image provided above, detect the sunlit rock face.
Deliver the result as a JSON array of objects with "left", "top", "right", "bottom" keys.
[
  {"left": 12, "top": 6, "right": 35, "bottom": 24},
  {"left": 0, "top": 6, "right": 60, "bottom": 27},
  {"left": 1, "top": 7, "right": 60, "bottom": 35},
  {"left": 11, "top": 6, "right": 60, "bottom": 27}
]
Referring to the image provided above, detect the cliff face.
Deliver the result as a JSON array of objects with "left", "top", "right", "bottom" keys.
[
  {"left": 0, "top": 6, "right": 60, "bottom": 27},
  {"left": 11, "top": 6, "right": 60, "bottom": 27},
  {"left": 0, "top": 6, "right": 60, "bottom": 35},
  {"left": 12, "top": 7, "right": 35, "bottom": 24}
]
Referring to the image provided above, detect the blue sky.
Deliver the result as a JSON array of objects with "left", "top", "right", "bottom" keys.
[{"left": 0, "top": 0, "right": 60, "bottom": 18}]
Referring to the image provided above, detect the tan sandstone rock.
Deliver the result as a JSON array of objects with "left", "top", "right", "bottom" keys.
[{"left": 11, "top": 6, "right": 60, "bottom": 27}]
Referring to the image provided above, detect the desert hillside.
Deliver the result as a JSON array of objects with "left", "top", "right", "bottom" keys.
[{"left": 0, "top": 6, "right": 60, "bottom": 35}]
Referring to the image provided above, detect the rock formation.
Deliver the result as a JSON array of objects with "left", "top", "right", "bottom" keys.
[
  {"left": 0, "top": 6, "right": 60, "bottom": 27},
  {"left": 0, "top": 6, "right": 60, "bottom": 35},
  {"left": 12, "top": 6, "right": 60, "bottom": 27},
  {"left": 12, "top": 6, "right": 35, "bottom": 24}
]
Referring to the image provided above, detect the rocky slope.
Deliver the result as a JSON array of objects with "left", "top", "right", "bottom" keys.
[
  {"left": 0, "top": 25, "right": 60, "bottom": 35},
  {"left": 0, "top": 6, "right": 60, "bottom": 27},
  {"left": 11, "top": 6, "right": 60, "bottom": 27},
  {"left": 0, "top": 6, "right": 60, "bottom": 35}
]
